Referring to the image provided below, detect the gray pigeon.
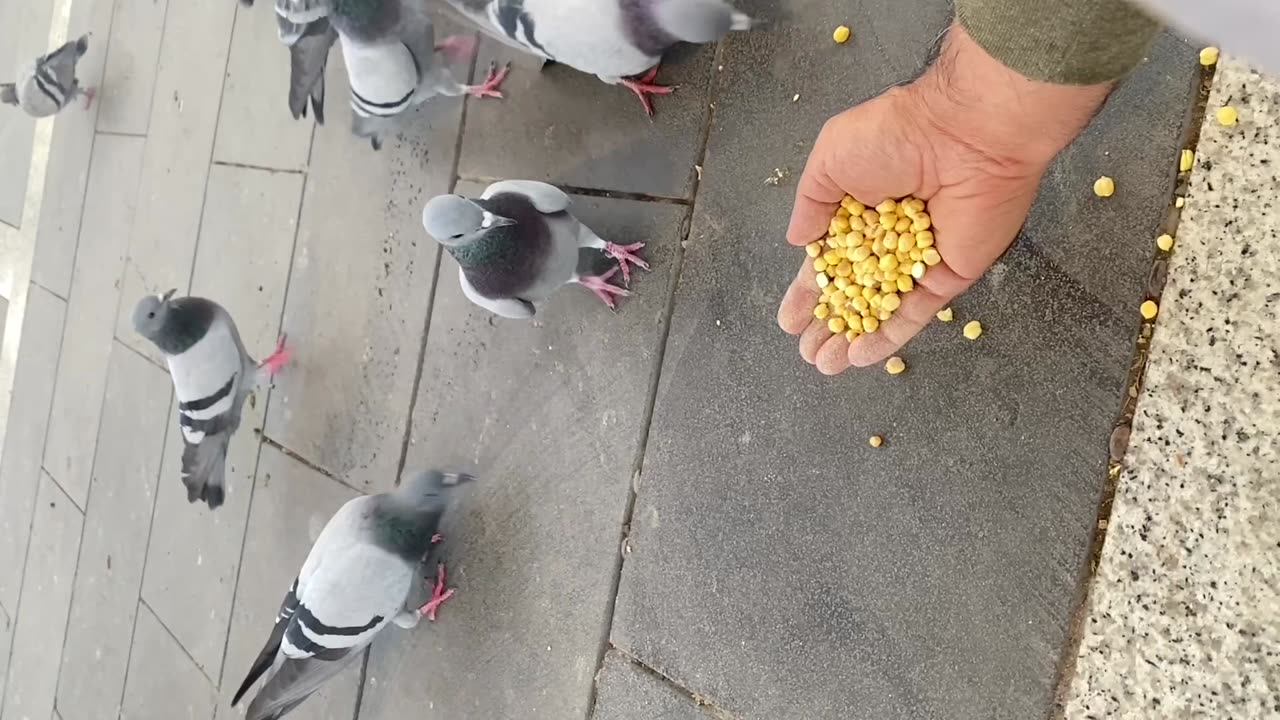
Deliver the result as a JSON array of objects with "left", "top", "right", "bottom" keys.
[
  {"left": 232, "top": 470, "right": 472, "bottom": 720},
  {"left": 422, "top": 180, "right": 650, "bottom": 318},
  {"left": 438, "top": 0, "right": 752, "bottom": 116},
  {"left": 1, "top": 34, "right": 95, "bottom": 117},
  {"left": 132, "top": 291, "right": 291, "bottom": 510},
  {"left": 244, "top": 0, "right": 509, "bottom": 150}
]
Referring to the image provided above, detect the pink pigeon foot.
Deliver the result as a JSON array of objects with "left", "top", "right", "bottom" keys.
[
  {"left": 81, "top": 86, "right": 96, "bottom": 110},
  {"left": 431, "top": 533, "right": 443, "bottom": 544},
  {"left": 605, "top": 242, "right": 650, "bottom": 284},
  {"left": 257, "top": 334, "right": 291, "bottom": 378},
  {"left": 435, "top": 34, "right": 476, "bottom": 64},
  {"left": 418, "top": 562, "right": 455, "bottom": 621},
  {"left": 466, "top": 62, "right": 511, "bottom": 99},
  {"left": 621, "top": 65, "right": 676, "bottom": 118},
  {"left": 576, "top": 266, "right": 631, "bottom": 310}
]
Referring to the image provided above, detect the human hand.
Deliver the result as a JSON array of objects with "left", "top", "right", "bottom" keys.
[{"left": 778, "top": 26, "right": 1113, "bottom": 375}]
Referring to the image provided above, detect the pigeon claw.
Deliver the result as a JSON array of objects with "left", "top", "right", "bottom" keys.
[
  {"left": 81, "top": 86, "right": 96, "bottom": 111},
  {"left": 621, "top": 65, "right": 676, "bottom": 119},
  {"left": 258, "top": 334, "right": 291, "bottom": 378},
  {"left": 577, "top": 267, "right": 631, "bottom": 311},
  {"left": 605, "top": 242, "right": 650, "bottom": 284},
  {"left": 466, "top": 62, "right": 511, "bottom": 100},
  {"left": 418, "top": 562, "right": 455, "bottom": 622}
]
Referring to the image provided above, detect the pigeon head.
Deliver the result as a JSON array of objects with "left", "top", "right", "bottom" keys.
[
  {"left": 396, "top": 470, "right": 474, "bottom": 506},
  {"left": 422, "top": 195, "right": 516, "bottom": 248},
  {"left": 131, "top": 289, "right": 178, "bottom": 341},
  {"left": 651, "top": 0, "right": 751, "bottom": 43},
  {"left": 0, "top": 84, "right": 17, "bottom": 106}
]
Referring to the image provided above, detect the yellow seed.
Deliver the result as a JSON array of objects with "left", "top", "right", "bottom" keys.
[
  {"left": 936, "top": 307, "right": 953, "bottom": 322},
  {"left": 1156, "top": 233, "right": 1175, "bottom": 252},
  {"left": 848, "top": 215, "right": 867, "bottom": 232},
  {"left": 813, "top": 257, "right": 828, "bottom": 273},
  {"left": 880, "top": 281, "right": 896, "bottom": 294},
  {"left": 835, "top": 261, "right": 853, "bottom": 277},
  {"left": 1217, "top": 106, "right": 1238, "bottom": 126},
  {"left": 814, "top": 304, "right": 830, "bottom": 320},
  {"left": 885, "top": 356, "right": 906, "bottom": 375},
  {"left": 805, "top": 241, "right": 822, "bottom": 258},
  {"left": 833, "top": 25, "right": 851, "bottom": 43},
  {"left": 851, "top": 245, "right": 872, "bottom": 262},
  {"left": 879, "top": 214, "right": 896, "bottom": 230},
  {"left": 841, "top": 310, "right": 856, "bottom": 324},
  {"left": 816, "top": 272, "right": 830, "bottom": 289},
  {"left": 851, "top": 296, "right": 870, "bottom": 312},
  {"left": 833, "top": 275, "right": 850, "bottom": 290},
  {"left": 868, "top": 224, "right": 886, "bottom": 240},
  {"left": 869, "top": 294, "right": 882, "bottom": 309},
  {"left": 848, "top": 200, "right": 865, "bottom": 215},
  {"left": 823, "top": 250, "right": 841, "bottom": 264},
  {"left": 894, "top": 217, "right": 911, "bottom": 233},
  {"left": 908, "top": 248, "right": 923, "bottom": 262},
  {"left": 884, "top": 269, "right": 900, "bottom": 282},
  {"left": 845, "top": 329, "right": 859, "bottom": 342},
  {"left": 1093, "top": 176, "right": 1115, "bottom": 197},
  {"left": 883, "top": 233, "right": 899, "bottom": 252},
  {"left": 1175, "top": 197, "right": 1185, "bottom": 208},
  {"left": 1199, "top": 46, "right": 1219, "bottom": 66},
  {"left": 869, "top": 435, "right": 883, "bottom": 448},
  {"left": 963, "top": 320, "right": 983, "bottom": 340},
  {"left": 896, "top": 275, "right": 914, "bottom": 293},
  {"left": 877, "top": 308, "right": 892, "bottom": 321},
  {"left": 911, "top": 214, "right": 932, "bottom": 232},
  {"left": 828, "top": 316, "right": 847, "bottom": 333},
  {"left": 922, "top": 248, "right": 942, "bottom": 266},
  {"left": 1140, "top": 300, "right": 1159, "bottom": 319},
  {"left": 872, "top": 238, "right": 886, "bottom": 257},
  {"left": 843, "top": 285, "right": 860, "bottom": 299},
  {"left": 833, "top": 216, "right": 851, "bottom": 233},
  {"left": 878, "top": 254, "right": 899, "bottom": 271},
  {"left": 862, "top": 316, "right": 879, "bottom": 333},
  {"left": 861, "top": 286, "right": 876, "bottom": 301},
  {"left": 881, "top": 292, "right": 901, "bottom": 312},
  {"left": 1180, "top": 149, "right": 1194, "bottom": 173},
  {"left": 861, "top": 209, "right": 879, "bottom": 226},
  {"left": 875, "top": 199, "right": 897, "bottom": 214},
  {"left": 911, "top": 261, "right": 926, "bottom": 280},
  {"left": 915, "top": 230, "right": 934, "bottom": 248}
]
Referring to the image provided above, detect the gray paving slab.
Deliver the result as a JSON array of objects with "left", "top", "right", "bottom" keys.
[
  {"left": 31, "top": 0, "right": 119, "bottom": 297},
  {"left": 592, "top": 650, "right": 720, "bottom": 720},
  {"left": 96, "top": 0, "right": 167, "bottom": 136},
  {"left": 114, "top": 0, "right": 237, "bottom": 364},
  {"left": 263, "top": 51, "right": 458, "bottom": 492},
  {"left": 458, "top": 41, "right": 713, "bottom": 199},
  {"left": 0, "top": 604, "right": 10, "bottom": 705},
  {"left": 359, "top": 192, "right": 684, "bottom": 720},
  {"left": 216, "top": 443, "right": 359, "bottom": 720},
  {"left": 213, "top": 2, "right": 313, "bottom": 171},
  {"left": 141, "top": 163, "right": 300, "bottom": 678},
  {"left": 41, "top": 132, "right": 145, "bottom": 507},
  {"left": 119, "top": 602, "right": 216, "bottom": 720},
  {"left": 0, "top": 285, "right": 66, "bottom": 611},
  {"left": 609, "top": 2, "right": 1190, "bottom": 717},
  {"left": 2, "top": 473, "right": 83, "bottom": 720},
  {"left": 0, "top": 0, "right": 58, "bottom": 227},
  {"left": 56, "top": 343, "right": 171, "bottom": 720},
  {"left": 1023, "top": 32, "right": 1198, "bottom": 314}
]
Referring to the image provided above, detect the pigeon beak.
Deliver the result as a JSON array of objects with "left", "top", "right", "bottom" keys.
[
  {"left": 160, "top": 288, "right": 177, "bottom": 302},
  {"left": 481, "top": 212, "right": 516, "bottom": 229}
]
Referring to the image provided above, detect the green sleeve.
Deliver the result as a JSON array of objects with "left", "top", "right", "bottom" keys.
[{"left": 956, "top": 0, "right": 1162, "bottom": 85}]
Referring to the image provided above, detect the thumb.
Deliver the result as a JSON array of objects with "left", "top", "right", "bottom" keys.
[{"left": 786, "top": 153, "right": 844, "bottom": 247}]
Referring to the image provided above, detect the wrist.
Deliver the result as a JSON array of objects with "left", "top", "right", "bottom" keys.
[{"left": 906, "top": 25, "right": 1112, "bottom": 170}]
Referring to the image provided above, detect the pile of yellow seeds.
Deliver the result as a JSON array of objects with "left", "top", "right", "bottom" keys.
[{"left": 806, "top": 195, "right": 939, "bottom": 342}]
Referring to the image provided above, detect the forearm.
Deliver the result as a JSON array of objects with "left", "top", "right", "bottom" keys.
[{"left": 957, "top": 0, "right": 1161, "bottom": 85}]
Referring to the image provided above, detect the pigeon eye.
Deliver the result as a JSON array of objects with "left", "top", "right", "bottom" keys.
[
  {"left": 147, "top": 312, "right": 155, "bottom": 319},
  {"left": 451, "top": 233, "right": 463, "bottom": 239}
]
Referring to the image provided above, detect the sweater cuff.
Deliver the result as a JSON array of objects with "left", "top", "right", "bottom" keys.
[{"left": 956, "top": 0, "right": 1162, "bottom": 85}]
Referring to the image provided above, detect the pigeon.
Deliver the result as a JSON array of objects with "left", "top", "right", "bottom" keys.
[
  {"left": 437, "top": 0, "right": 752, "bottom": 116},
  {"left": 232, "top": 470, "right": 472, "bottom": 720},
  {"left": 1, "top": 34, "right": 95, "bottom": 117},
  {"left": 132, "top": 291, "right": 291, "bottom": 510},
  {"left": 422, "top": 180, "right": 650, "bottom": 318},
  {"left": 243, "top": 0, "right": 509, "bottom": 150}
]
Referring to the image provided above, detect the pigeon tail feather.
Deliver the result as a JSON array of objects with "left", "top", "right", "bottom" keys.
[{"left": 182, "top": 432, "right": 231, "bottom": 510}]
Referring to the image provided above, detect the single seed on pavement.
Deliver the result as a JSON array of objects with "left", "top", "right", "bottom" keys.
[
  {"left": 1140, "top": 300, "right": 1159, "bottom": 319},
  {"left": 963, "top": 320, "right": 983, "bottom": 340},
  {"left": 1156, "top": 234, "right": 1174, "bottom": 252},
  {"left": 1180, "top": 149, "right": 1194, "bottom": 172},
  {"left": 1217, "top": 106, "right": 1238, "bottom": 126},
  {"left": 1199, "top": 46, "right": 1220, "bottom": 66},
  {"left": 1093, "top": 176, "right": 1115, "bottom": 197},
  {"left": 1175, "top": 197, "right": 1185, "bottom": 208},
  {"left": 869, "top": 435, "right": 883, "bottom": 448},
  {"left": 885, "top": 356, "right": 906, "bottom": 375},
  {"left": 936, "top": 307, "right": 954, "bottom": 322},
  {"left": 833, "top": 25, "right": 851, "bottom": 43}
]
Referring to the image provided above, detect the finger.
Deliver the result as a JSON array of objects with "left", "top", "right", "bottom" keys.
[
  {"left": 846, "top": 265, "right": 970, "bottom": 367},
  {"left": 778, "top": 261, "right": 820, "bottom": 335},
  {"left": 785, "top": 136, "right": 846, "bottom": 247},
  {"left": 815, "top": 333, "right": 853, "bottom": 375},
  {"left": 798, "top": 319, "right": 832, "bottom": 365}
]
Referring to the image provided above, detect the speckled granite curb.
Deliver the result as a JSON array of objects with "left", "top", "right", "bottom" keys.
[{"left": 1064, "top": 57, "right": 1280, "bottom": 718}]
